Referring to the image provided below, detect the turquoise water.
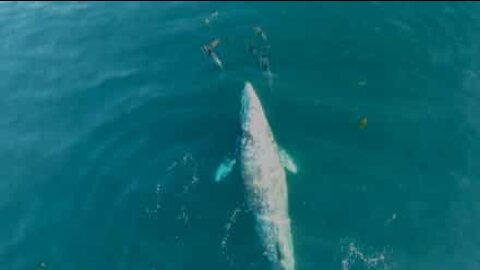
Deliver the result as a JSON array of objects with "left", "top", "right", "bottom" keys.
[{"left": 1, "top": 1, "right": 479, "bottom": 269}]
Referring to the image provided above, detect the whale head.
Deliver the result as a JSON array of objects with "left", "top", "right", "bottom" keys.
[{"left": 240, "top": 81, "right": 271, "bottom": 141}]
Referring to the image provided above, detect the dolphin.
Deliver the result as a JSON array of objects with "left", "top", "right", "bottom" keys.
[
  {"left": 210, "top": 51, "right": 224, "bottom": 70},
  {"left": 201, "top": 39, "right": 224, "bottom": 70},
  {"left": 215, "top": 81, "right": 297, "bottom": 270}
]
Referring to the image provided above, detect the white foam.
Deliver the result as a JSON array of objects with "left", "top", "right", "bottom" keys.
[
  {"left": 220, "top": 207, "right": 242, "bottom": 267},
  {"left": 341, "top": 240, "right": 389, "bottom": 270}
]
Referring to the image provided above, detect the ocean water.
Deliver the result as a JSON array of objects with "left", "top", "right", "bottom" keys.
[{"left": 1, "top": 1, "right": 479, "bottom": 269}]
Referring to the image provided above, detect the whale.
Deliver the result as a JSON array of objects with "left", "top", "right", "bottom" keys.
[{"left": 215, "top": 81, "right": 297, "bottom": 270}]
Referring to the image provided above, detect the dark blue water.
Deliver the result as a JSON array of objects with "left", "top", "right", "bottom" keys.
[{"left": 1, "top": 2, "right": 479, "bottom": 269}]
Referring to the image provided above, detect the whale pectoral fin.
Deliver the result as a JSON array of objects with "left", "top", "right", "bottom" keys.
[
  {"left": 279, "top": 148, "right": 298, "bottom": 174},
  {"left": 214, "top": 156, "right": 237, "bottom": 182}
]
